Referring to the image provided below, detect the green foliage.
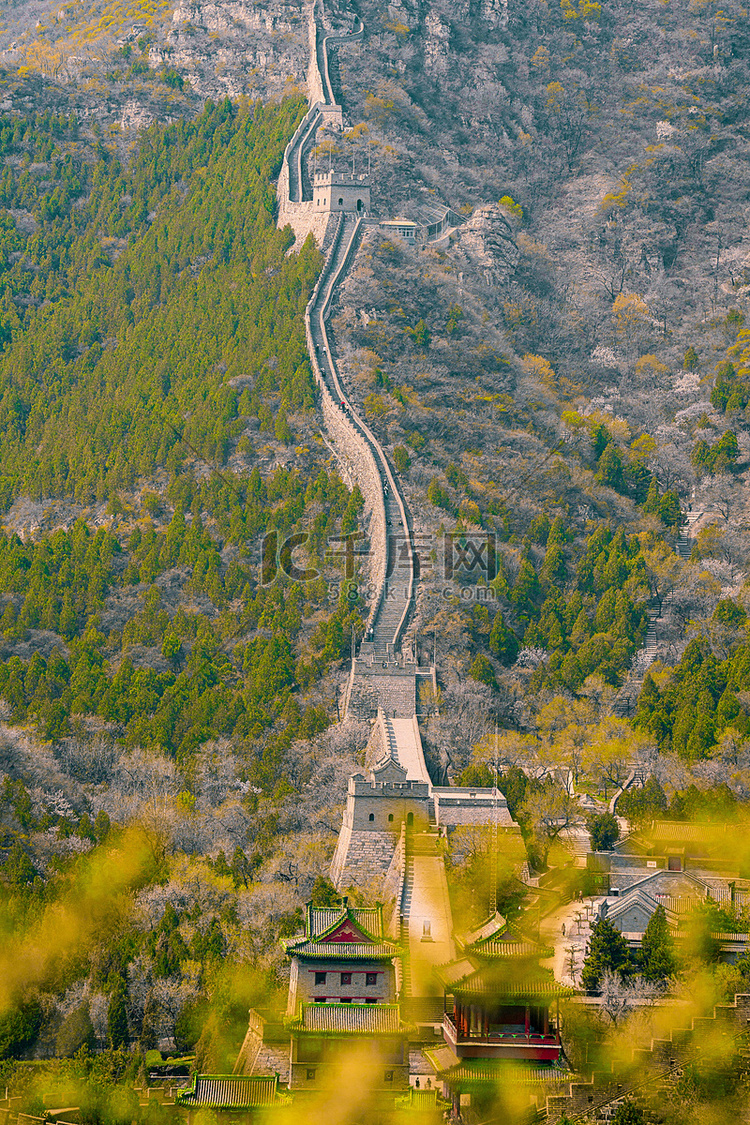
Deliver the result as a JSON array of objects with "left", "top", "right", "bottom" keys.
[
  {"left": 310, "top": 875, "right": 340, "bottom": 907},
  {"left": 56, "top": 1004, "right": 96, "bottom": 1057},
  {"left": 597, "top": 442, "right": 624, "bottom": 490},
  {"left": 427, "top": 475, "right": 454, "bottom": 512},
  {"left": 642, "top": 477, "right": 683, "bottom": 527},
  {"left": 712, "top": 361, "right": 750, "bottom": 415},
  {"left": 499, "top": 194, "right": 523, "bottom": 219},
  {"left": 486, "top": 521, "right": 651, "bottom": 690},
  {"left": 691, "top": 430, "right": 739, "bottom": 475},
  {"left": 497, "top": 767, "right": 528, "bottom": 820},
  {"left": 587, "top": 812, "right": 619, "bottom": 850},
  {"left": 0, "top": 998, "right": 42, "bottom": 1059},
  {"left": 683, "top": 345, "right": 699, "bottom": 371},
  {"left": 107, "top": 978, "right": 129, "bottom": 1050},
  {"left": 611, "top": 1102, "right": 646, "bottom": 1125},
  {"left": 469, "top": 653, "right": 497, "bottom": 689},
  {"left": 616, "top": 776, "right": 667, "bottom": 823},
  {"left": 456, "top": 762, "right": 495, "bottom": 787},
  {"left": 639, "top": 904, "right": 675, "bottom": 982},
  {"left": 489, "top": 610, "right": 519, "bottom": 665},
  {"left": 392, "top": 445, "right": 411, "bottom": 473},
  {"left": 635, "top": 638, "right": 750, "bottom": 758},
  {"left": 0, "top": 96, "right": 318, "bottom": 506},
  {"left": 405, "top": 317, "right": 430, "bottom": 347},
  {"left": 581, "top": 917, "right": 632, "bottom": 990}
]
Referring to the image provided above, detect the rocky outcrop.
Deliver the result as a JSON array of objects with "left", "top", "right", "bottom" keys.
[
  {"left": 457, "top": 204, "right": 519, "bottom": 284},
  {"left": 423, "top": 12, "right": 450, "bottom": 75},
  {"left": 157, "top": 0, "right": 309, "bottom": 100}
]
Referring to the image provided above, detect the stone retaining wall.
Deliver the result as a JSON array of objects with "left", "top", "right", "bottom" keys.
[{"left": 329, "top": 821, "right": 396, "bottom": 888}]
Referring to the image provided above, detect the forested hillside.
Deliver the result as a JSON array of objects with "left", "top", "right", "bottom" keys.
[
  {"left": 0, "top": 87, "right": 383, "bottom": 1077},
  {"left": 2, "top": 0, "right": 750, "bottom": 1118}
]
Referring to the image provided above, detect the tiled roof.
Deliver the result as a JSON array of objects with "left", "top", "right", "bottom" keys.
[
  {"left": 436, "top": 957, "right": 476, "bottom": 988},
  {"left": 177, "top": 1075, "right": 289, "bottom": 1107},
  {"left": 478, "top": 941, "right": 553, "bottom": 958},
  {"left": 463, "top": 912, "right": 507, "bottom": 946},
  {"left": 285, "top": 940, "right": 399, "bottom": 959},
  {"left": 452, "top": 969, "right": 573, "bottom": 999},
  {"left": 309, "top": 905, "right": 383, "bottom": 938},
  {"left": 427, "top": 1051, "right": 570, "bottom": 1087},
  {"left": 291, "top": 1002, "right": 403, "bottom": 1034},
  {"left": 649, "top": 822, "right": 725, "bottom": 842},
  {"left": 282, "top": 904, "right": 388, "bottom": 954}
]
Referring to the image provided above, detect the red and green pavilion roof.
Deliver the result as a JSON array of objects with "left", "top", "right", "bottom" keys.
[{"left": 281, "top": 902, "right": 402, "bottom": 960}]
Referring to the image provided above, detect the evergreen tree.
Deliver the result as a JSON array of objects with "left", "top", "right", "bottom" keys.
[
  {"left": 639, "top": 904, "right": 675, "bottom": 982},
  {"left": 597, "top": 443, "right": 625, "bottom": 491},
  {"left": 469, "top": 654, "right": 498, "bottom": 690},
  {"left": 612, "top": 1101, "right": 646, "bottom": 1125},
  {"left": 489, "top": 611, "right": 519, "bottom": 665},
  {"left": 107, "top": 978, "right": 129, "bottom": 1050},
  {"left": 581, "top": 917, "right": 632, "bottom": 991},
  {"left": 588, "top": 812, "right": 619, "bottom": 851},
  {"left": 56, "top": 1004, "right": 96, "bottom": 1057},
  {"left": 683, "top": 345, "right": 699, "bottom": 371}
]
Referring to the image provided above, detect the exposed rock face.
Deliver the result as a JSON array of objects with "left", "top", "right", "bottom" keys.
[
  {"left": 154, "top": 0, "right": 309, "bottom": 101},
  {"left": 457, "top": 204, "right": 519, "bottom": 284},
  {"left": 423, "top": 12, "right": 450, "bottom": 75},
  {"left": 120, "top": 100, "right": 156, "bottom": 133}
]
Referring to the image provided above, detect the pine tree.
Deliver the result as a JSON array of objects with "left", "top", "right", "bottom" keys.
[
  {"left": 581, "top": 917, "right": 631, "bottom": 991},
  {"left": 639, "top": 904, "right": 675, "bottom": 982},
  {"left": 107, "top": 978, "right": 129, "bottom": 1050},
  {"left": 683, "top": 345, "right": 699, "bottom": 371},
  {"left": 489, "top": 611, "right": 519, "bottom": 665}
]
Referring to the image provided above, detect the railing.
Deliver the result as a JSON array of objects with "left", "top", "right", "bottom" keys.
[
  {"left": 443, "top": 1014, "right": 560, "bottom": 1047},
  {"left": 320, "top": 18, "right": 364, "bottom": 106}
]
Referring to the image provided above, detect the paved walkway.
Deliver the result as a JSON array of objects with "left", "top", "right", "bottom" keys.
[
  {"left": 406, "top": 855, "right": 455, "bottom": 997},
  {"left": 385, "top": 715, "right": 431, "bottom": 783},
  {"left": 539, "top": 898, "right": 601, "bottom": 988}
]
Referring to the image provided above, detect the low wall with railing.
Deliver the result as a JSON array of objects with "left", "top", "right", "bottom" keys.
[{"left": 304, "top": 217, "right": 388, "bottom": 623}]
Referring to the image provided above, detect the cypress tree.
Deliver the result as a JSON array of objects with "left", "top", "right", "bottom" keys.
[
  {"left": 640, "top": 904, "right": 675, "bottom": 982},
  {"left": 107, "top": 978, "right": 129, "bottom": 1050},
  {"left": 581, "top": 917, "right": 631, "bottom": 991}
]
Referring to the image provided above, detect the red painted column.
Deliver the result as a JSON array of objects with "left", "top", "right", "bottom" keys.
[{"left": 524, "top": 1006, "right": 530, "bottom": 1036}]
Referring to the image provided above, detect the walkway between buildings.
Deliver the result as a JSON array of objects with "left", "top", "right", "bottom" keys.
[{"left": 400, "top": 832, "right": 455, "bottom": 1015}]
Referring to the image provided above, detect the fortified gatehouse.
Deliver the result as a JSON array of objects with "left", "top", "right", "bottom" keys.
[
  {"left": 330, "top": 758, "right": 431, "bottom": 888},
  {"left": 313, "top": 170, "right": 371, "bottom": 214}
]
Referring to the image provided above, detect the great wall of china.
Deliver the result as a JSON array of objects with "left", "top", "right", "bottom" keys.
[{"left": 274, "top": 8, "right": 750, "bottom": 1119}]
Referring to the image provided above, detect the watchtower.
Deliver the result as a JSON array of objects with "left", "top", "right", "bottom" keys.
[{"left": 313, "top": 171, "right": 371, "bottom": 215}]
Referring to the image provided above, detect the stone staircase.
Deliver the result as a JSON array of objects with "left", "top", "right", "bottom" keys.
[{"left": 546, "top": 993, "right": 750, "bottom": 1122}]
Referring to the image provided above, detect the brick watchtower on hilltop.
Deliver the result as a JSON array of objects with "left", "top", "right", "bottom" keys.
[{"left": 313, "top": 170, "right": 371, "bottom": 214}]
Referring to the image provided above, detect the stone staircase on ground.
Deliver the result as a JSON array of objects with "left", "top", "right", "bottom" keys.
[{"left": 545, "top": 992, "right": 750, "bottom": 1122}]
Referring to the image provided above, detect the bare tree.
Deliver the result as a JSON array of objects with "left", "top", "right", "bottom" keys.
[{"left": 599, "top": 969, "right": 664, "bottom": 1026}]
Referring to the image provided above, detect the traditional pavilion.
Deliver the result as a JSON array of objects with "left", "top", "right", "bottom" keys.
[
  {"left": 281, "top": 899, "right": 410, "bottom": 1091},
  {"left": 429, "top": 913, "right": 571, "bottom": 1115},
  {"left": 281, "top": 899, "right": 401, "bottom": 1011}
]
